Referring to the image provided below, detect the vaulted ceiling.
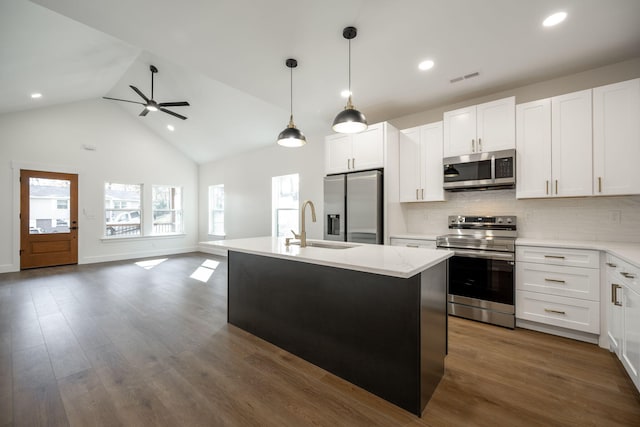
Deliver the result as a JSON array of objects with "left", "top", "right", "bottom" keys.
[{"left": 2, "top": 0, "right": 640, "bottom": 164}]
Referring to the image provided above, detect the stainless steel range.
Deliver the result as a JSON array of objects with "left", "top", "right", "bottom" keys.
[{"left": 436, "top": 215, "right": 517, "bottom": 329}]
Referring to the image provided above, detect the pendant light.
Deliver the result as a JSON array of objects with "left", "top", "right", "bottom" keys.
[
  {"left": 332, "top": 26, "right": 368, "bottom": 134},
  {"left": 444, "top": 164, "right": 460, "bottom": 177},
  {"left": 277, "top": 58, "right": 306, "bottom": 147}
]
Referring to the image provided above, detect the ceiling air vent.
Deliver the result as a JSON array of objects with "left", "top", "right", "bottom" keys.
[{"left": 450, "top": 71, "right": 480, "bottom": 84}]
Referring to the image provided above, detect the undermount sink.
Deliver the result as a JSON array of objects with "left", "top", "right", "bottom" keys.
[{"left": 288, "top": 241, "right": 359, "bottom": 250}]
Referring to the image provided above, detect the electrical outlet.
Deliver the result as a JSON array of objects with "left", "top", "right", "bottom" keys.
[{"left": 609, "top": 210, "right": 622, "bottom": 224}]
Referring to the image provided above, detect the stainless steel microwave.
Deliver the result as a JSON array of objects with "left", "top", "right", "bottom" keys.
[{"left": 443, "top": 149, "right": 516, "bottom": 191}]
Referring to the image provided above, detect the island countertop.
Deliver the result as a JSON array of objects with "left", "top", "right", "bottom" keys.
[{"left": 201, "top": 236, "right": 452, "bottom": 279}]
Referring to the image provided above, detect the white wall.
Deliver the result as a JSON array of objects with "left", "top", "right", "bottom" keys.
[
  {"left": 387, "top": 57, "right": 640, "bottom": 242},
  {"left": 0, "top": 99, "right": 198, "bottom": 272},
  {"left": 198, "top": 135, "right": 325, "bottom": 245}
]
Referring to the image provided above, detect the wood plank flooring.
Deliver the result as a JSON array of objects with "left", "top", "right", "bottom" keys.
[{"left": 0, "top": 252, "right": 638, "bottom": 426}]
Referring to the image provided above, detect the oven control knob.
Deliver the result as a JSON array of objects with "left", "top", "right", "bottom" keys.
[
  {"left": 497, "top": 218, "right": 503, "bottom": 223},
  {"left": 507, "top": 218, "right": 512, "bottom": 223}
]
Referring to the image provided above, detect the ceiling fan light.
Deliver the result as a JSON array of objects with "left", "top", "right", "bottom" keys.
[
  {"left": 332, "top": 106, "right": 367, "bottom": 133},
  {"left": 146, "top": 104, "right": 158, "bottom": 112},
  {"left": 277, "top": 124, "right": 306, "bottom": 147}
]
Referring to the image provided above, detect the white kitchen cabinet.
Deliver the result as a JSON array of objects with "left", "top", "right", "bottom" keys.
[
  {"left": 516, "top": 245, "right": 600, "bottom": 336},
  {"left": 606, "top": 254, "right": 640, "bottom": 392},
  {"left": 443, "top": 97, "right": 515, "bottom": 157},
  {"left": 325, "top": 122, "right": 384, "bottom": 174},
  {"left": 593, "top": 78, "right": 640, "bottom": 196},
  {"left": 516, "top": 99, "right": 552, "bottom": 198},
  {"left": 551, "top": 89, "right": 593, "bottom": 197},
  {"left": 516, "top": 89, "right": 593, "bottom": 198},
  {"left": 399, "top": 122, "right": 444, "bottom": 202}
]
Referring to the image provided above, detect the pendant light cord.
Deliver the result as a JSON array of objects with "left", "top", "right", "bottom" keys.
[
  {"left": 348, "top": 38, "right": 352, "bottom": 96},
  {"left": 290, "top": 64, "right": 293, "bottom": 117}
]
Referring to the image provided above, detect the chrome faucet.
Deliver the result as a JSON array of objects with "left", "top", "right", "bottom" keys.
[{"left": 290, "top": 200, "right": 316, "bottom": 247}]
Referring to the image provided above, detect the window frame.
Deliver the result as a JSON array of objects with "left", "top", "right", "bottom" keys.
[
  {"left": 103, "top": 182, "right": 143, "bottom": 238},
  {"left": 208, "top": 184, "right": 225, "bottom": 237},
  {"left": 151, "top": 185, "right": 184, "bottom": 236}
]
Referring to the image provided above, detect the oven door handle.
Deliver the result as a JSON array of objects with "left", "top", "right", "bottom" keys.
[{"left": 452, "top": 249, "right": 515, "bottom": 262}]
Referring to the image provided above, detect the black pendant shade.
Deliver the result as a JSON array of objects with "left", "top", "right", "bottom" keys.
[
  {"left": 332, "top": 26, "right": 368, "bottom": 134},
  {"left": 444, "top": 164, "right": 460, "bottom": 177},
  {"left": 277, "top": 58, "right": 306, "bottom": 147}
]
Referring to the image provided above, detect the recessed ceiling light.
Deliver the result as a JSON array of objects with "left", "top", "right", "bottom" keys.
[
  {"left": 167, "top": 125, "right": 175, "bottom": 131},
  {"left": 543, "top": 11, "right": 567, "bottom": 27},
  {"left": 340, "top": 89, "right": 351, "bottom": 98},
  {"left": 31, "top": 93, "right": 42, "bottom": 99},
  {"left": 418, "top": 60, "right": 435, "bottom": 71}
]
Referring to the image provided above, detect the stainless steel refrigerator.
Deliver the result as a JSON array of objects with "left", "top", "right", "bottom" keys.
[{"left": 323, "top": 170, "right": 383, "bottom": 244}]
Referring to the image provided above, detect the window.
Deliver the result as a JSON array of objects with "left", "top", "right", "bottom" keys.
[
  {"left": 152, "top": 186, "right": 183, "bottom": 235},
  {"left": 272, "top": 173, "right": 299, "bottom": 237},
  {"left": 104, "top": 183, "right": 141, "bottom": 237},
  {"left": 56, "top": 199, "right": 68, "bottom": 210},
  {"left": 208, "top": 184, "right": 225, "bottom": 236}
]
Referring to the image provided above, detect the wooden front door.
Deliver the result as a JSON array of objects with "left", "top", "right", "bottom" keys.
[{"left": 20, "top": 170, "right": 78, "bottom": 269}]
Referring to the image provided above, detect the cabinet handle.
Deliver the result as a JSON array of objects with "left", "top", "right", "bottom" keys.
[
  {"left": 606, "top": 262, "right": 617, "bottom": 268},
  {"left": 406, "top": 244, "right": 420, "bottom": 248},
  {"left": 478, "top": 138, "right": 482, "bottom": 152},
  {"left": 416, "top": 189, "right": 419, "bottom": 200},
  {"left": 421, "top": 188, "right": 424, "bottom": 199},
  {"left": 598, "top": 176, "right": 602, "bottom": 193},
  {"left": 622, "top": 272, "right": 637, "bottom": 279},
  {"left": 544, "top": 255, "right": 565, "bottom": 259},
  {"left": 545, "top": 278, "right": 566, "bottom": 284},
  {"left": 544, "top": 308, "right": 566, "bottom": 315},
  {"left": 471, "top": 139, "right": 475, "bottom": 152},
  {"left": 555, "top": 180, "right": 558, "bottom": 195},
  {"left": 612, "top": 283, "right": 623, "bottom": 306},
  {"left": 546, "top": 180, "right": 549, "bottom": 195},
  {"left": 352, "top": 158, "right": 356, "bottom": 169},
  {"left": 347, "top": 159, "right": 351, "bottom": 169}
]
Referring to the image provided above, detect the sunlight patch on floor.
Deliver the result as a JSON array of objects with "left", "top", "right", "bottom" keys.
[
  {"left": 135, "top": 258, "right": 168, "bottom": 270},
  {"left": 189, "top": 259, "right": 219, "bottom": 283}
]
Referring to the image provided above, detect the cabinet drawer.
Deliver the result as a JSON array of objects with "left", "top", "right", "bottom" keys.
[
  {"left": 516, "top": 262, "right": 599, "bottom": 301},
  {"left": 607, "top": 255, "right": 640, "bottom": 294},
  {"left": 516, "top": 290, "right": 600, "bottom": 333},
  {"left": 516, "top": 246, "right": 599, "bottom": 268},
  {"left": 390, "top": 238, "right": 436, "bottom": 250}
]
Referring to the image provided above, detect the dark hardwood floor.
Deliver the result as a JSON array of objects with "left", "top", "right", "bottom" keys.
[{"left": 0, "top": 252, "right": 638, "bottom": 426}]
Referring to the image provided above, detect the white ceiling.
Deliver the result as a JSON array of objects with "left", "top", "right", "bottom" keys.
[{"left": 2, "top": 0, "right": 640, "bottom": 164}]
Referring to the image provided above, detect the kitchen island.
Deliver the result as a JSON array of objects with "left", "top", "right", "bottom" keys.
[{"left": 201, "top": 236, "right": 452, "bottom": 416}]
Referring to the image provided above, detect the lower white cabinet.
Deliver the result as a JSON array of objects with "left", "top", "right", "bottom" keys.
[
  {"left": 516, "top": 246, "right": 600, "bottom": 335},
  {"left": 389, "top": 237, "right": 436, "bottom": 250},
  {"left": 605, "top": 254, "right": 640, "bottom": 392}
]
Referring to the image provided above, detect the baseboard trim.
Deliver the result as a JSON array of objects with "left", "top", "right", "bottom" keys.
[
  {"left": 197, "top": 244, "right": 228, "bottom": 257},
  {"left": 80, "top": 246, "right": 199, "bottom": 265},
  {"left": 516, "top": 318, "right": 599, "bottom": 345},
  {"left": 0, "top": 264, "right": 18, "bottom": 274}
]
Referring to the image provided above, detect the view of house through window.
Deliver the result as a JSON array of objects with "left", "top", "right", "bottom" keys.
[
  {"left": 152, "top": 186, "right": 183, "bottom": 234},
  {"left": 272, "top": 173, "right": 299, "bottom": 237},
  {"left": 28, "top": 178, "right": 70, "bottom": 234},
  {"left": 208, "top": 184, "right": 225, "bottom": 236},
  {"left": 104, "top": 183, "right": 142, "bottom": 237}
]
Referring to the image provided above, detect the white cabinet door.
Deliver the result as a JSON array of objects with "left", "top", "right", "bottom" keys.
[
  {"left": 516, "top": 99, "right": 552, "bottom": 198},
  {"left": 607, "top": 260, "right": 623, "bottom": 356},
  {"left": 622, "top": 285, "right": 640, "bottom": 390},
  {"left": 399, "top": 127, "right": 422, "bottom": 202},
  {"left": 351, "top": 122, "right": 384, "bottom": 171},
  {"left": 325, "top": 133, "right": 352, "bottom": 174},
  {"left": 443, "top": 105, "right": 476, "bottom": 157},
  {"left": 421, "top": 121, "right": 445, "bottom": 201},
  {"left": 551, "top": 89, "right": 593, "bottom": 197},
  {"left": 593, "top": 78, "right": 640, "bottom": 196},
  {"left": 476, "top": 97, "right": 515, "bottom": 153}
]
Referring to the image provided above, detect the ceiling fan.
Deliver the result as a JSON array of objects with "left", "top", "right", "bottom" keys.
[{"left": 103, "top": 65, "right": 190, "bottom": 120}]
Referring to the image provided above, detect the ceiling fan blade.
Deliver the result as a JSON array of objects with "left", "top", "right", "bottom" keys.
[
  {"left": 103, "top": 96, "right": 145, "bottom": 105},
  {"left": 139, "top": 108, "right": 150, "bottom": 117},
  {"left": 129, "top": 85, "right": 150, "bottom": 102},
  {"left": 160, "top": 108, "right": 187, "bottom": 120},
  {"left": 158, "top": 101, "right": 190, "bottom": 107}
]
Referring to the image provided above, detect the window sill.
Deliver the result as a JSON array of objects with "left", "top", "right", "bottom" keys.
[
  {"left": 207, "top": 234, "right": 226, "bottom": 239},
  {"left": 101, "top": 233, "right": 186, "bottom": 242}
]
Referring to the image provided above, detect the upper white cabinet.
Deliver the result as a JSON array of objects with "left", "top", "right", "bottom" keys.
[
  {"left": 516, "top": 90, "right": 593, "bottom": 198},
  {"left": 443, "top": 97, "right": 515, "bottom": 157},
  {"left": 593, "top": 78, "right": 640, "bottom": 196},
  {"left": 399, "top": 122, "right": 445, "bottom": 202},
  {"left": 325, "top": 122, "right": 384, "bottom": 174}
]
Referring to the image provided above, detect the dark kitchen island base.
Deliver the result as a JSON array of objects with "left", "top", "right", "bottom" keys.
[{"left": 227, "top": 251, "right": 447, "bottom": 416}]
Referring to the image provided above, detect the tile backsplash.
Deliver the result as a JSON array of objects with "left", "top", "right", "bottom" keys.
[{"left": 402, "top": 190, "right": 640, "bottom": 242}]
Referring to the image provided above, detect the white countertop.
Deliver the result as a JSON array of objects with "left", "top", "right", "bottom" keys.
[
  {"left": 390, "top": 234, "right": 440, "bottom": 241},
  {"left": 201, "top": 236, "right": 452, "bottom": 279},
  {"left": 516, "top": 238, "right": 640, "bottom": 268}
]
